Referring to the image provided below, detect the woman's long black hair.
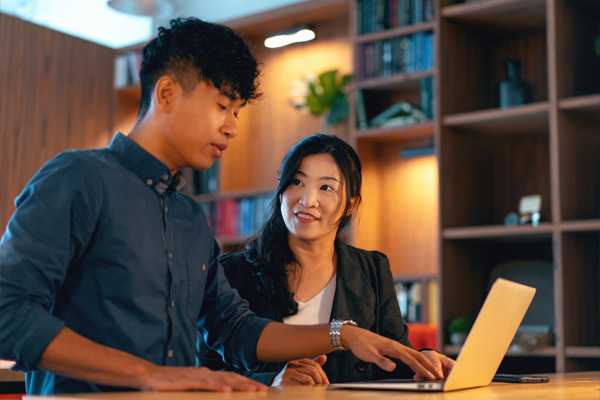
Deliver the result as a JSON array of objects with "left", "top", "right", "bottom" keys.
[{"left": 244, "top": 134, "right": 362, "bottom": 317}]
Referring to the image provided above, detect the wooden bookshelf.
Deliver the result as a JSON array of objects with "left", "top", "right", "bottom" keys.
[
  {"left": 437, "top": 0, "right": 600, "bottom": 373},
  {"left": 349, "top": 0, "right": 438, "bottom": 329}
]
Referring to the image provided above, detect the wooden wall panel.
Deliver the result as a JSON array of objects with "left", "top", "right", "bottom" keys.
[
  {"left": 0, "top": 13, "right": 115, "bottom": 232},
  {"left": 356, "top": 140, "right": 438, "bottom": 275},
  {"left": 221, "top": 16, "right": 352, "bottom": 192}
]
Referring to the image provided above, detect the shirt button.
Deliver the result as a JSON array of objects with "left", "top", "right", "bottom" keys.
[
  {"left": 165, "top": 206, "right": 169, "bottom": 213},
  {"left": 162, "top": 173, "right": 169, "bottom": 180},
  {"left": 169, "top": 253, "right": 173, "bottom": 259},
  {"left": 202, "top": 264, "right": 206, "bottom": 271},
  {"left": 146, "top": 179, "right": 153, "bottom": 185},
  {"left": 167, "top": 350, "right": 174, "bottom": 358},
  {"left": 170, "top": 300, "right": 175, "bottom": 308}
]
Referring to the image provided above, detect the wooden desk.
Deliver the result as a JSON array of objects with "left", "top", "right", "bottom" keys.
[{"left": 23, "top": 371, "right": 599, "bottom": 400}]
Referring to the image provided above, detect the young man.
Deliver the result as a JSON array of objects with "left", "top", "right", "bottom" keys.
[{"left": 0, "top": 18, "right": 451, "bottom": 395}]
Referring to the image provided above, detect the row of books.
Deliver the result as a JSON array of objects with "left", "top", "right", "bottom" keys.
[
  {"left": 355, "top": 76, "right": 435, "bottom": 130},
  {"left": 191, "top": 160, "right": 220, "bottom": 195},
  {"left": 199, "top": 193, "right": 273, "bottom": 238},
  {"left": 357, "top": 0, "right": 435, "bottom": 34},
  {"left": 395, "top": 280, "right": 424, "bottom": 323},
  {"left": 357, "top": 32, "right": 435, "bottom": 81},
  {"left": 114, "top": 50, "right": 142, "bottom": 89}
]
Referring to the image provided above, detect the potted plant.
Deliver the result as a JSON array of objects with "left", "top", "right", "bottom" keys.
[
  {"left": 288, "top": 69, "right": 352, "bottom": 133},
  {"left": 447, "top": 316, "right": 474, "bottom": 345}
]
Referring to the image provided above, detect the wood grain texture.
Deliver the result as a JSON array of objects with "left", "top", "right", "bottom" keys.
[
  {"left": 0, "top": 13, "right": 114, "bottom": 233},
  {"left": 220, "top": 16, "right": 352, "bottom": 193},
  {"left": 355, "top": 141, "right": 438, "bottom": 276},
  {"left": 21, "top": 372, "right": 600, "bottom": 399}
]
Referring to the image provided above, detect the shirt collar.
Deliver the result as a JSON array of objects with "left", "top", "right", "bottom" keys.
[{"left": 108, "top": 132, "right": 186, "bottom": 193}]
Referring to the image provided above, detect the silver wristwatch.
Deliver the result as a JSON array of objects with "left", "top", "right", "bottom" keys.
[{"left": 330, "top": 319, "right": 357, "bottom": 350}]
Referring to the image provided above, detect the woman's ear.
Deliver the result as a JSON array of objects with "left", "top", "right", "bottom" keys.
[{"left": 346, "top": 196, "right": 360, "bottom": 217}]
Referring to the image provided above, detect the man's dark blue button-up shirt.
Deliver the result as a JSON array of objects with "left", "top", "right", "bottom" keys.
[{"left": 0, "top": 133, "right": 270, "bottom": 394}]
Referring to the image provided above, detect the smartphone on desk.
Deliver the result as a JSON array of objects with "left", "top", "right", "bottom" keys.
[{"left": 493, "top": 374, "right": 550, "bottom": 383}]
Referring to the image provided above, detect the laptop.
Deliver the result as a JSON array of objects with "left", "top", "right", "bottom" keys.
[{"left": 329, "top": 278, "right": 536, "bottom": 392}]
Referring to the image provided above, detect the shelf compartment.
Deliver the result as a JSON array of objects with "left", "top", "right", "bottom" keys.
[
  {"left": 440, "top": 129, "right": 551, "bottom": 228},
  {"left": 441, "top": 0, "right": 546, "bottom": 33},
  {"left": 354, "top": 75, "right": 435, "bottom": 135},
  {"left": 353, "top": 120, "right": 434, "bottom": 142},
  {"left": 440, "top": 239, "right": 553, "bottom": 345},
  {"left": 438, "top": 10, "right": 548, "bottom": 115},
  {"left": 355, "top": 141, "right": 438, "bottom": 277},
  {"left": 442, "top": 102, "right": 549, "bottom": 135},
  {"left": 558, "top": 102, "right": 600, "bottom": 221},
  {"left": 561, "top": 231, "right": 600, "bottom": 350},
  {"left": 554, "top": 0, "right": 600, "bottom": 98}
]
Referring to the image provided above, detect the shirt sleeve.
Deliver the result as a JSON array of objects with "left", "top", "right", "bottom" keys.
[
  {"left": 196, "top": 239, "right": 271, "bottom": 371},
  {"left": 0, "top": 152, "right": 100, "bottom": 371}
]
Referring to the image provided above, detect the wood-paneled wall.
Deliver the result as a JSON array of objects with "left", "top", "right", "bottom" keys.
[
  {"left": 0, "top": 13, "right": 115, "bottom": 232},
  {"left": 221, "top": 16, "right": 352, "bottom": 192}
]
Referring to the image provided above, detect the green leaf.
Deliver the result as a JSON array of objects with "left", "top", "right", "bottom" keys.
[{"left": 302, "top": 70, "right": 353, "bottom": 123}]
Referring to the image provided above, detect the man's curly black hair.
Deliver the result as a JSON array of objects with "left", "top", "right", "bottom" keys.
[{"left": 137, "top": 17, "right": 262, "bottom": 119}]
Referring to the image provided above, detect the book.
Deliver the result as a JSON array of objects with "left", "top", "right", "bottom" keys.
[
  {"left": 369, "top": 100, "right": 426, "bottom": 128},
  {"left": 114, "top": 53, "right": 128, "bottom": 88},
  {"left": 420, "top": 76, "right": 434, "bottom": 119},
  {"left": 126, "top": 51, "right": 140, "bottom": 85},
  {"left": 192, "top": 159, "right": 219, "bottom": 194},
  {"left": 355, "top": 89, "right": 368, "bottom": 130}
]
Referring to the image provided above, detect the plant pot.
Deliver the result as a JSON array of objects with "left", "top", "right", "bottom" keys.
[{"left": 449, "top": 332, "right": 468, "bottom": 346}]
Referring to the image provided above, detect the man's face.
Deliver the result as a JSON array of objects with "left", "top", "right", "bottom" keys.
[{"left": 164, "top": 80, "right": 245, "bottom": 172}]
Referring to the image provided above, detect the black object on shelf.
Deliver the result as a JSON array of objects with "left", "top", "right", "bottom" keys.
[{"left": 498, "top": 59, "right": 532, "bottom": 109}]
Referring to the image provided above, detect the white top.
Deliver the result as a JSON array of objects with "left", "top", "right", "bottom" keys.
[
  {"left": 272, "top": 275, "right": 337, "bottom": 386},
  {"left": 283, "top": 274, "right": 337, "bottom": 325}
]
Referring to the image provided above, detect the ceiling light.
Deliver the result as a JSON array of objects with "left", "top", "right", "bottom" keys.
[
  {"left": 264, "top": 27, "right": 315, "bottom": 49},
  {"left": 107, "top": 0, "right": 176, "bottom": 18}
]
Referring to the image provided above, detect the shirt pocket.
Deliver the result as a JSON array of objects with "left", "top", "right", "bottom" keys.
[{"left": 186, "top": 258, "right": 208, "bottom": 322}]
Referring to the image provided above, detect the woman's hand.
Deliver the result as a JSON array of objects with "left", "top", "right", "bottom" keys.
[
  {"left": 413, "top": 350, "right": 455, "bottom": 380},
  {"left": 275, "top": 355, "right": 329, "bottom": 386}
]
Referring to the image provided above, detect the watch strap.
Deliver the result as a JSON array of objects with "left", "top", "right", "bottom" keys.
[{"left": 330, "top": 319, "right": 357, "bottom": 350}]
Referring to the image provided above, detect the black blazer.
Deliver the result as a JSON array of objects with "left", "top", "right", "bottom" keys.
[{"left": 196, "top": 238, "right": 416, "bottom": 384}]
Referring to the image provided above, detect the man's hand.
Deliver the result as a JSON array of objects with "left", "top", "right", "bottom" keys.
[
  {"left": 341, "top": 325, "right": 444, "bottom": 380},
  {"left": 275, "top": 355, "right": 329, "bottom": 386},
  {"left": 39, "top": 327, "right": 267, "bottom": 392},
  {"left": 141, "top": 366, "right": 267, "bottom": 392},
  {"left": 413, "top": 350, "right": 455, "bottom": 380}
]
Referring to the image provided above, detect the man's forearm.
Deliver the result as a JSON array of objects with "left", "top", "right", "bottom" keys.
[{"left": 38, "top": 327, "right": 155, "bottom": 389}]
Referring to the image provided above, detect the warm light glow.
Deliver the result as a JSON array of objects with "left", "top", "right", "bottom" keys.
[{"left": 264, "top": 28, "right": 315, "bottom": 48}]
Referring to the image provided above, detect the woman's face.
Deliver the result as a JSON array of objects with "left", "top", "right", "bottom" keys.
[{"left": 280, "top": 153, "right": 346, "bottom": 244}]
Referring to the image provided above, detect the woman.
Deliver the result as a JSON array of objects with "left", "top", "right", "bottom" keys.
[{"left": 197, "top": 134, "right": 454, "bottom": 385}]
